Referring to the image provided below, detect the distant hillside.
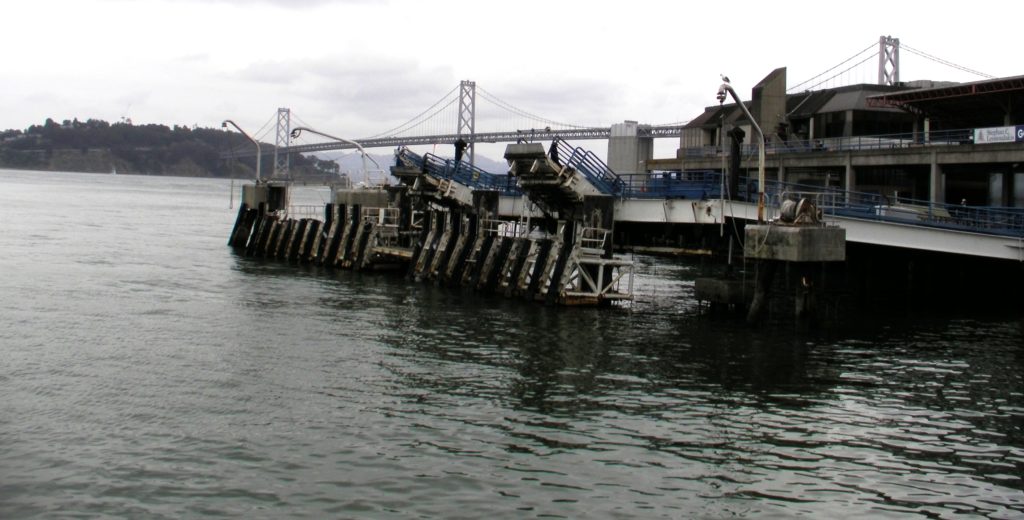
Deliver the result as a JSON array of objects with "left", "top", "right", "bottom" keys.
[
  {"left": 0, "top": 118, "right": 513, "bottom": 181},
  {"left": 0, "top": 118, "right": 339, "bottom": 178}
]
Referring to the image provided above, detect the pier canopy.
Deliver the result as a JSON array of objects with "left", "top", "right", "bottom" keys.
[{"left": 866, "top": 75, "right": 1024, "bottom": 126}]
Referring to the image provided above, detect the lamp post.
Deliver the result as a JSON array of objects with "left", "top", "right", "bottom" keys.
[
  {"left": 717, "top": 78, "right": 767, "bottom": 222},
  {"left": 289, "top": 127, "right": 379, "bottom": 186},
  {"left": 222, "top": 119, "right": 261, "bottom": 182}
]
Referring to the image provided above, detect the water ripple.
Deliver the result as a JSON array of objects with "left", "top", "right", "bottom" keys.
[{"left": 1, "top": 171, "right": 1022, "bottom": 518}]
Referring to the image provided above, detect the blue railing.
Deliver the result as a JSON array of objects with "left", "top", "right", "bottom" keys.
[
  {"left": 618, "top": 171, "right": 725, "bottom": 199},
  {"left": 394, "top": 147, "right": 521, "bottom": 196},
  {"left": 763, "top": 180, "right": 1024, "bottom": 237},
  {"left": 552, "top": 138, "right": 624, "bottom": 195},
  {"left": 395, "top": 146, "right": 424, "bottom": 170}
]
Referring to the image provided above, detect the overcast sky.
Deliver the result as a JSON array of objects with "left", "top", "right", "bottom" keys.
[{"left": 6, "top": 0, "right": 1019, "bottom": 160}]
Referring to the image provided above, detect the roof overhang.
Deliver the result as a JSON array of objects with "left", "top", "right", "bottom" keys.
[{"left": 866, "top": 76, "right": 1024, "bottom": 114}]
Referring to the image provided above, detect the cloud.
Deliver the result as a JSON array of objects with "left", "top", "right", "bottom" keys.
[
  {"left": 162, "top": 0, "right": 378, "bottom": 7},
  {"left": 235, "top": 54, "right": 455, "bottom": 124},
  {"left": 474, "top": 78, "right": 629, "bottom": 128}
]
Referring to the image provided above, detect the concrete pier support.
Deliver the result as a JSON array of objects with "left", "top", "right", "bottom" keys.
[{"left": 743, "top": 223, "right": 845, "bottom": 324}]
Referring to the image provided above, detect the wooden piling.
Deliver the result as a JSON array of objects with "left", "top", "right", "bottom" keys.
[
  {"left": 228, "top": 202, "right": 251, "bottom": 248},
  {"left": 525, "top": 239, "right": 553, "bottom": 301},
  {"left": 337, "top": 204, "right": 361, "bottom": 268},
  {"left": 243, "top": 203, "right": 267, "bottom": 255},
  {"left": 502, "top": 238, "right": 531, "bottom": 297},
  {"left": 413, "top": 211, "right": 442, "bottom": 280},
  {"left": 545, "top": 222, "right": 576, "bottom": 305},
  {"left": 444, "top": 214, "right": 477, "bottom": 285},
  {"left": 321, "top": 204, "right": 345, "bottom": 266},
  {"left": 428, "top": 212, "right": 459, "bottom": 281},
  {"left": 274, "top": 219, "right": 293, "bottom": 260},
  {"left": 465, "top": 234, "right": 495, "bottom": 289}
]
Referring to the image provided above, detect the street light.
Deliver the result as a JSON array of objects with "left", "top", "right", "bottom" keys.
[
  {"left": 717, "top": 78, "right": 767, "bottom": 222},
  {"left": 290, "top": 126, "right": 379, "bottom": 186},
  {"left": 222, "top": 119, "right": 261, "bottom": 182}
]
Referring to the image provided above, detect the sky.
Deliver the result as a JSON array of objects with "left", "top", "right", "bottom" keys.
[{"left": 6, "top": 0, "right": 1020, "bottom": 162}]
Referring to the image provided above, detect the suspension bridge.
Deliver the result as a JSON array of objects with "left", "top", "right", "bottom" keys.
[{"left": 224, "top": 35, "right": 1000, "bottom": 177}]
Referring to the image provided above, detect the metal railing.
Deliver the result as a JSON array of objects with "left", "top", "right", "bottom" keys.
[
  {"left": 552, "top": 137, "right": 624, "bottom": 195},
  {"left": 618, "top": 171, "right": 725, "bottom": 200},
  {"left": 361, "top": 207, "right": 401, "bottom": 227},
  {"left": 764, "top": 180, "right": 1024, "bottom": 236},
  {"left": 287, "top": 205, "right": 324, "bottom": 219},
  {"left": 394, "top": 146, "right": 521, "bottom": 196},
  {"left": 683, "top": 128, "right": 981, "bottom": 158},
  {"left": 578, "top": 227, "right": 609, "bottom": 256}
]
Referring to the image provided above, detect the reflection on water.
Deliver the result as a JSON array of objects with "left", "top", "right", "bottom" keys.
[{"left": 0, "top": 170, "right": 1022, "bottom": 518}]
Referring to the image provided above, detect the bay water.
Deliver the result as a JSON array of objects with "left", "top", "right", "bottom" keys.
[{"left": 1, "top": 169, "right": 1022, "bottom": 518}]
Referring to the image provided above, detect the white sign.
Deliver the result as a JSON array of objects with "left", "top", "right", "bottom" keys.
[{"left": 974, "top": 126, "right": 1017, "bottom": 144}]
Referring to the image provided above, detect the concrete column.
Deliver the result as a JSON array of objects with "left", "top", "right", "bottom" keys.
[
  {"left": 777, "top": 164, "right": 786, "bottom": 184},
  {"left": 1015, "top": 173, "right": 1024, "bottom": 207},
  {"left": 929, "top": 153, "right": 943, "bottom": 205},
  {"left": 844, "top": 157, "right": 855, "bottom": 205},
  {"left": 843, "top": 110, "right": 854, "bottom": 137},
  {"left": 608, "top": 121, "right": 653, "bottom": 176},
  {"left": 924, "top": 118, "right": 931, "bottom": 144},
  {"left": 989, "top": 173, "right": 1006, "bottom": 206}
]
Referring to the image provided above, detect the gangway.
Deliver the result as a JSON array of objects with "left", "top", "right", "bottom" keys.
[
  {"left": 392, "top": 146, "right": 518, "bottom": 207},
  {"left": 504, "top": 138, "right": 623, "bottom": 216}
]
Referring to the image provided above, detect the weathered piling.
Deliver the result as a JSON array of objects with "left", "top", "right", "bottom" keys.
[
  {"left": 524, "top": 239, "right": 553, "bottom": 301},
  {"left": 443, "top": 214, "right": 476, "bottom": 285},
  {"left": 228, "top": 203, "right": 253, "bottom": 249},
  {"left": 335, "top": 205, "right": 358, "bottom": 268},
  {"left": 428, "top": 212, "right": 459, "bottom": 281},
  {"left": 412, "top": 210, "right": 443, "bottom": 280},
  {"left": 321, "top": 204, "right": 345, "bottom": 266}
]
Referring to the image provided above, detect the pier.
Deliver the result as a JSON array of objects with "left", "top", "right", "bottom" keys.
[{"left": 225, "top": 52, "right": 1024, "bottom": 319}]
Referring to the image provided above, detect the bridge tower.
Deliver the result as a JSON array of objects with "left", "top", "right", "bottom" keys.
[
  {"left": 458, "top": 80, "right": 476, "bottom": 166},
  {"left": 878, "top": 35, "right": 900, "bottom": 86},
  {"left": 274, "top": 107, "right": 291, "bottom": 178}
]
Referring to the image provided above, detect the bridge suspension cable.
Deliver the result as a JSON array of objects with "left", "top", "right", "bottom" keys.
[
  {"left": 365, "top": 85, "right": 460, "bottom": 139},
  {"left": 793, "top": 52, "right": 879, "bottom": 92},
  {"left": 788, "top": 41, "right": 877, "bottom": 92},
  {"left": 790, "top": 38, "right": 997, "bottom": 93},
  {"left": 476, "top": 86, "right": 591, "bottom": 130},
  {"left": 901, "top": 44, "right": 994, "bottom": 79}
]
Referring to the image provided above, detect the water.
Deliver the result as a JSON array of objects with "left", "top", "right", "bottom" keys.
[{"left": 1, "top": 169, "right": 1022, "bottom": 519}]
